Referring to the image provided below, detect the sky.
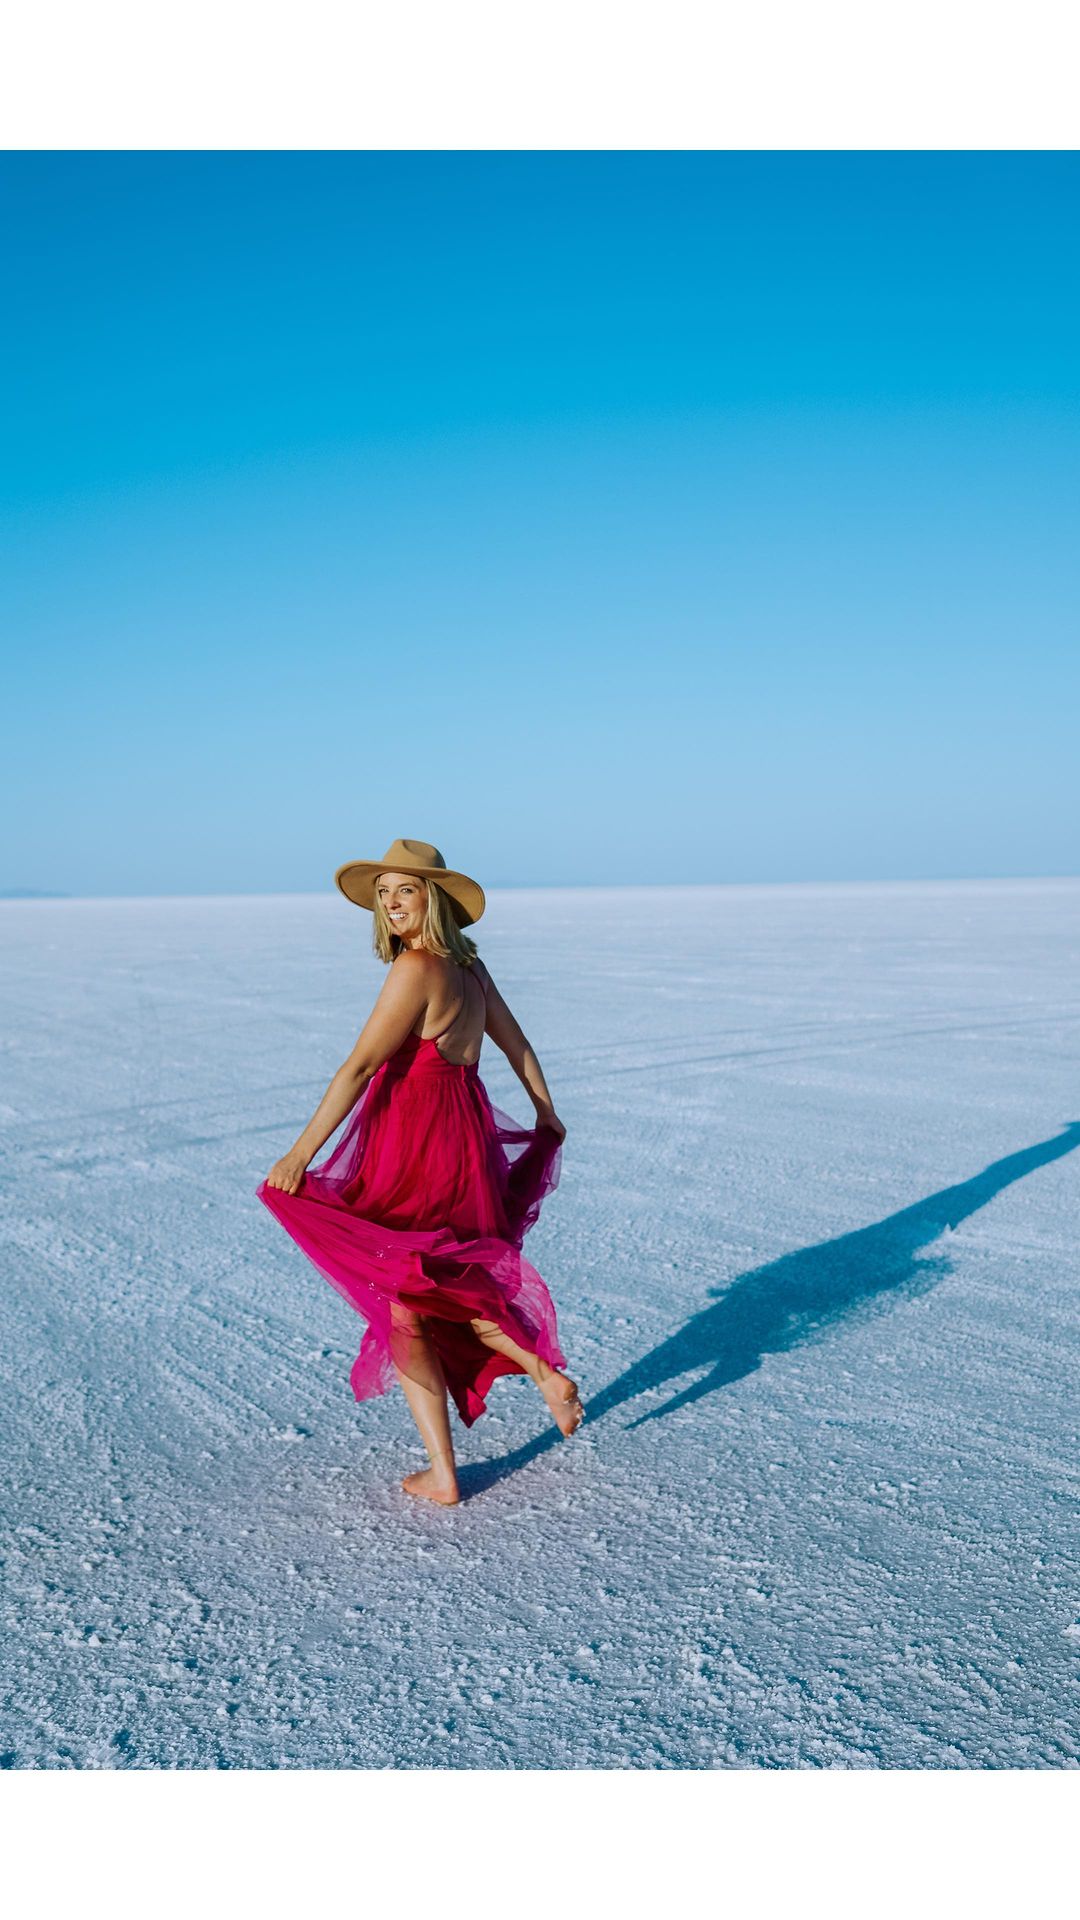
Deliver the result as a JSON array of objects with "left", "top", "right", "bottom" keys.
[{"left": 1, "top": 151, "right": 1077, "bottom": 896}]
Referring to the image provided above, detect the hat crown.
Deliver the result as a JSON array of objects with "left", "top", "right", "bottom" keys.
[{"left": 379, "top": 838, "right": 447, "bottom": 873}]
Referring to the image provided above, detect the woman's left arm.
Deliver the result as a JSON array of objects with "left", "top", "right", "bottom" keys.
[{"left": 264, "top": 953, "right": 432, "bottom": 1193}]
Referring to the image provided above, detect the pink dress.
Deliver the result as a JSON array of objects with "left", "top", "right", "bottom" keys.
[{"left": 255, "top": 964, "right": 565, "bottom": 1426}]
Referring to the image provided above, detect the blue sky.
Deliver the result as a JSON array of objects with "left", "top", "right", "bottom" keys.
[{"left": 2, "top": 152, "right": 1077, "bottom": 894}]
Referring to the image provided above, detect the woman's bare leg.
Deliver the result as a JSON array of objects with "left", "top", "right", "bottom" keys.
[
  {"left": 469, "top": 1318, "right": 584, "bottom": 1437},
  {"left": 391, "top": 1309, "right": 460, "bottom": 1503}
]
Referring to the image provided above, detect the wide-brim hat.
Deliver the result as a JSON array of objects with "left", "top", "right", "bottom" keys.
[{"left": 334, "top": 838, "right": 486, "bottom": 928}]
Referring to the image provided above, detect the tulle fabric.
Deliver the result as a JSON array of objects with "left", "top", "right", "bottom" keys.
[{"left": 255, "top": 1031, "right": 564, "bottom": 1426}]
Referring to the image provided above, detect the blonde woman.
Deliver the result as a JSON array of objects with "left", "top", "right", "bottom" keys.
[{"left": 258, "top": 839, "right": 583, "bottom": 1505}]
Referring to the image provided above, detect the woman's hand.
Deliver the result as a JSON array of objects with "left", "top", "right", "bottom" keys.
[
  {"left": 535, "top": 1108, "right": 567, "bottom": 1144},
  {"left": 265, "top": 1150, "right": 310, "bottom": 1196}
]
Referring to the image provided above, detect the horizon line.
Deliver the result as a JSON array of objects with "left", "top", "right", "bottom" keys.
[{"left": 3, "top": 871, "right": 1080, "bottom": 904}]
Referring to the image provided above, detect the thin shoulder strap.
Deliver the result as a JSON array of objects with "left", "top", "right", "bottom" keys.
[
  {"left": 430, "top": 956, "right": 484, "bottom": 1047},
  {"left": 457, "top": 956, "right": 486, "bottom": 1023}
]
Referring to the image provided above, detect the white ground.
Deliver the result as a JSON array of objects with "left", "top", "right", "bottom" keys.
[{"left": 1, "top": 879, "right": 1079, "bottom": 1769}]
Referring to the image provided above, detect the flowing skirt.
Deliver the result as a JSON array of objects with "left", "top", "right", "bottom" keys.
[{"left": 255, "top": 1034, "right": 565, "bottom": 1425}]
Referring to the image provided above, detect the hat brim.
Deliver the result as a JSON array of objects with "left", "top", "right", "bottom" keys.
[{"left": 334, "top": 859, "right": 485, "bottom": 928}]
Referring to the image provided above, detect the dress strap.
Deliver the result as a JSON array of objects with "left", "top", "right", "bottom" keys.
[{"left": 429, "top": 961, "right": 484, "bottom": 1055}]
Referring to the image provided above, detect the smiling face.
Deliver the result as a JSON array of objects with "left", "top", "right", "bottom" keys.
[{"left": 375, "top": 870, "right": 429, "bottom": 945}]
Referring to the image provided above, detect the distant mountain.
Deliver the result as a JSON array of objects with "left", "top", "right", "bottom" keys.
[{"left": 0, "top": 888, "right": 71, "bottom": 899}]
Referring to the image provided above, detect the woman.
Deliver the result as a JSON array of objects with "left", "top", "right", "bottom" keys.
[{"left": 257, "top": 838, "right": 583, "bottom": 1506}]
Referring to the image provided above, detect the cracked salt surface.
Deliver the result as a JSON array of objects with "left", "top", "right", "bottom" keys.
[{"left": 1, "top": 880, "right": 1079, "bottom": 1768}]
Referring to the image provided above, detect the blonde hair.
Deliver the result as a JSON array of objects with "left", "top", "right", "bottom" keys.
[{"left": 372, "top": 875, "right": 479, "bottom": 968}]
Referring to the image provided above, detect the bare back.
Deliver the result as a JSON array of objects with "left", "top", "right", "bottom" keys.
[{"left": 413, "top": 957, "right": 489, "bottom": 1066}]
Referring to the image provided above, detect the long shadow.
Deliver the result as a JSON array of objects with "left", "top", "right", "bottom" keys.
[{"left": 456, "top": 1122, "right": 1080, "bottom": 1499}]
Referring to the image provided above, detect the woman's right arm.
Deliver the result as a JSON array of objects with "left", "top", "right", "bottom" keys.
[
  {"left": 264, "top": 953, "right": 432, "bottom": 1193},
  {"left": 478, "top": 962, "right": 566, "bottom": 1141}
]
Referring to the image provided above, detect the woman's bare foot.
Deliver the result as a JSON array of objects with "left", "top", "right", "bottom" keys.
[
  {"left": 401, "top": 1464, "right": 460, "bottom": 1505},
  {"left": 540, "top": 1370, "right": 584, "bottom": 1438}
]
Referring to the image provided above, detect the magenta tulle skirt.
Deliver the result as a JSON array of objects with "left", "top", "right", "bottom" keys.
[{"left": 256, "top": 1032, "right": 565, "bottom": 1426}]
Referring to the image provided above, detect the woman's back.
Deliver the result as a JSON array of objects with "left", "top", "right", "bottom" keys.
[{"left": 414, "top": 956, "right": 488, "bottom": 1066}]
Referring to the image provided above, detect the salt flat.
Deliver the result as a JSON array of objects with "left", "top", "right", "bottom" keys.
[{"left": 1, "top": 879, "right": 1079, "bottom": 1769}]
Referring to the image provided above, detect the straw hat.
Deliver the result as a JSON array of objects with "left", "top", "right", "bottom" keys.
[{"left": 334, "top": 838, "right": 486, "bottom": 928}]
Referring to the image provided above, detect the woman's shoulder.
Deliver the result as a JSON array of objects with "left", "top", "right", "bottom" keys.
[
  {"left": 392, "top": 946, "right": 483, "bottom": 989},
  {"left": 392, "top": 946, "right": 471, "bottom": 983},
  {"left": 390, "top": 947, "right": 441, "bottom": 979}
]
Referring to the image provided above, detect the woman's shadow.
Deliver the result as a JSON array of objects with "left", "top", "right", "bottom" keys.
[{"left": 457, "top": 1121, "right": 1080, "bottom": 1497}]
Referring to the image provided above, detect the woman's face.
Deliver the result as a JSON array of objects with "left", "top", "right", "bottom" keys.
[{"left": 376, "top": 871, "right": 428, "bottom": 942}]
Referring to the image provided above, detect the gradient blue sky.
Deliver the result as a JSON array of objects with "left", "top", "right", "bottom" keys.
[{"left": 2, "top": 152, "right": 1077, "bottom": 895}]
